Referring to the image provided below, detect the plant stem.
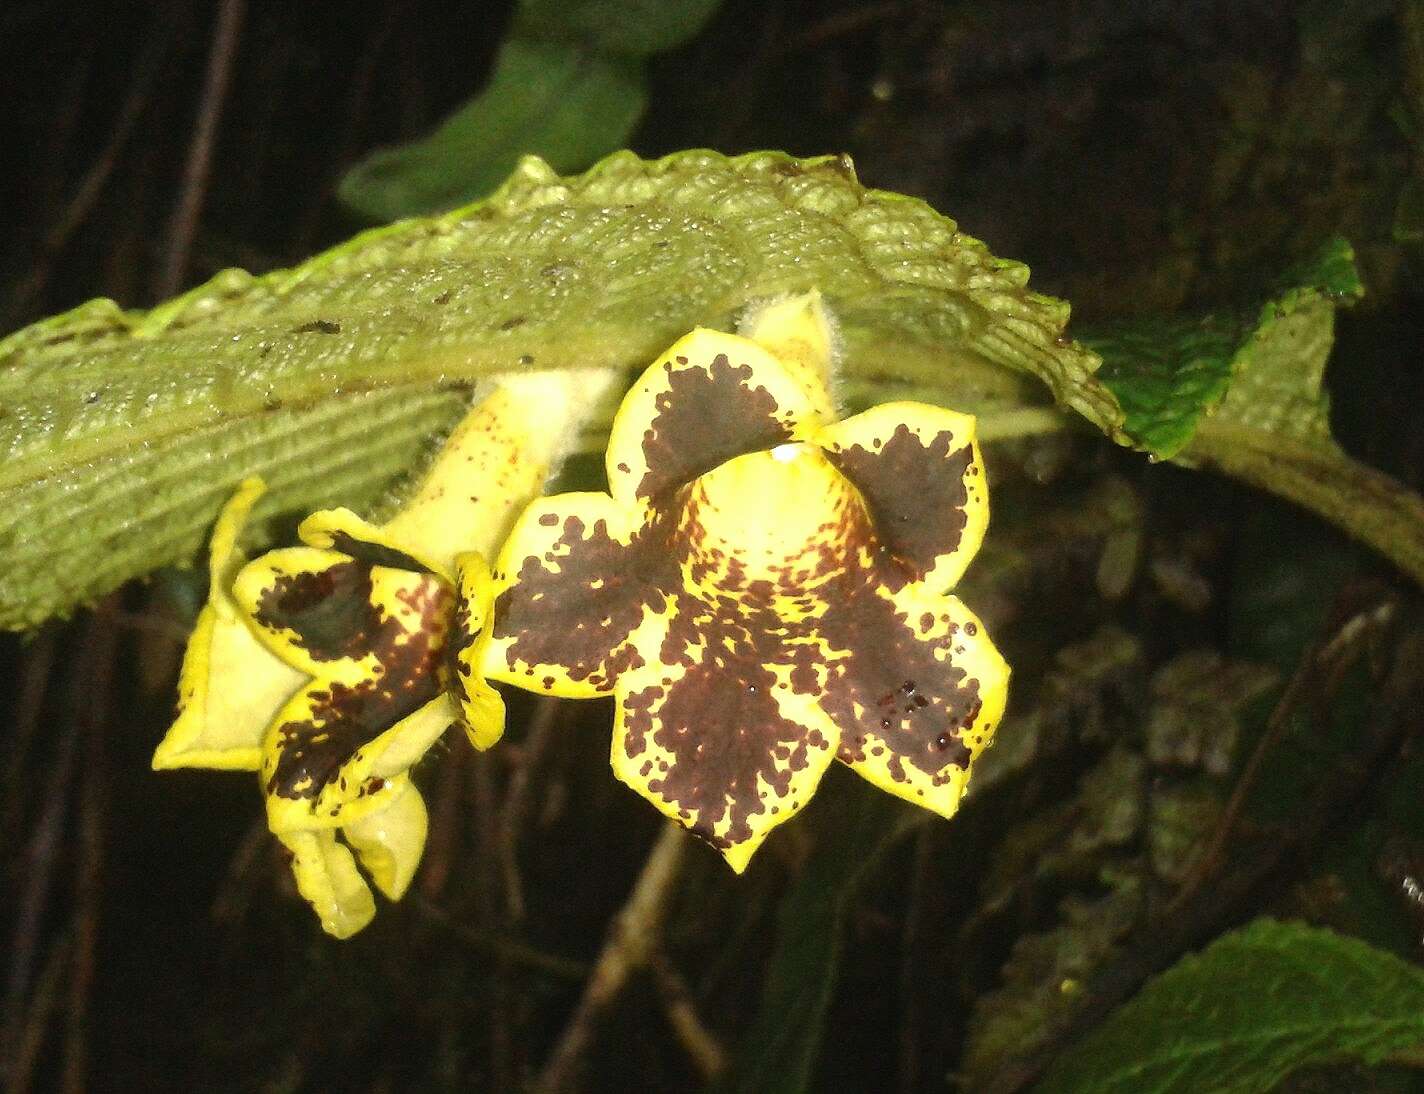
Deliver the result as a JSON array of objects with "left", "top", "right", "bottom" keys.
[{"left": 1184, "top": 420, "right": 1424, "bottom": 587}]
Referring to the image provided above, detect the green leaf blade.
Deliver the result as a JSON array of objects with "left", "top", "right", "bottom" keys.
[
  {"left": 1038, "top": 919, "right": 1424, "bottom": 1094},
  {"left": 0, "top": 150, "right": 1102, "bottom": 629}
]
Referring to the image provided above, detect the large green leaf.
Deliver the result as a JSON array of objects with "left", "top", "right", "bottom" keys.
[
  {"left": 0, "top": 150, "right": 1108, "bottom": 629},
  {"left": 516, "top": 0, "right": 722, "bottom": 56},
  {"left": 1038, "top": 919, "right": 1424, "bottom": 1094},
  {"left": 338, "top": 0, "right": 722, "bottom": 222}
]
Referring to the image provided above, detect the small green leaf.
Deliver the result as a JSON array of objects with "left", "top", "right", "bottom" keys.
[
  {"left": 1085, "top": 237, "right": 1363, "bottom": 460},
  {"left": 1038, "top": 919, "right": 1424, "bottom": 1094},
  {"left": 339, "top": 0, "right": 723, "bottom": 222},
  {"left": 1084, "top": 238, "right": 1424, "bottom": 588},
  {"left": 338, "top": 38, "right": 646, "bottom": 222}
]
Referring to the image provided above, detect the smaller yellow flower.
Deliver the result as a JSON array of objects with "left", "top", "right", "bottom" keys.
[
  {"left": 470, "top": 293, "right": 1010, "bottom": 872},
  {"left": 155, "top": 373, "right": 599, "bottom": 936}
]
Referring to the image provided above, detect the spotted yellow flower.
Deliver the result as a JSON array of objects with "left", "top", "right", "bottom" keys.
[
  {"left": 468, "top": 294, "right": 1010, "bottom": 872},
  {"left": 154, "top": 373, "right": 608, "bottom": 936}
]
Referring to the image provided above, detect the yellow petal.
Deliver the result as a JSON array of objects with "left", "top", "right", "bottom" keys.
[
  {"left": 232, "top": 546, "right": 382, "bottom": 677},
  {"left": 154, "top": 478, "right": 304, "bottom": 771},
  {"left": 277, "top": 828, "right": 376, "bottom": 939},
  {"left": 260, "top": 618, "right": 450, "bottom": 816},
  {"left": 736, "top": 290, "right": 838, "bottom": 408},
  {"left": 816, "top": 402, "right": 989, "bottom": 591},
  {"left": 450, "top": 552, "right": 508, "bottom": 749},
  {"left": 679, "top": 444, "right": 868, "bottom": 591},
  {"left": 379, "top": 370, "right": 622, "bottom": 576},
  {"left": 827, "top": 585, "right": 1008, "bottom": 819},
  {"left": 610, "top": 655, "right": 841, "bottom": 873},
  {"left": 298, "top": 507, "right": 440, "bottom": 577},
  {"left": 606, "top": 327, "right": 832, "bottom": 507},
  {"left": 486, "top": 492, "right": 658, "bottom": 699},
  {"left": 342, "top": 776, "right": 429, "bottom": 902}
]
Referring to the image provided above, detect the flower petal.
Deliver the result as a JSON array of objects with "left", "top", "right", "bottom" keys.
[
  {"left": 302, "top": 372, "right": 603, "bottom": 582},
  {"left": 450, "top": 552, "right": 508, "bottom": 749},
  {"left": 821, "top": 583, "right": 1008, "bottom": 819},
  {"left": 233, "top": 547, "right": 389, "bottom": 677},
  {"left": 735, "top": 290, "right": 838, "bottom": 410},
  {"left": 341, "top": 775, "right": 429, "bottom": 902},
  {"left": 277, "top": 828, "right": 376, "bottom": 939},
  {"left": 611, "top": 656, "right": 840, "bottom": 873},
  {"left": 298, "top": 508, "right": 437, "bottom": 576},
  {"left": 818, "top": 402, "right": 988, "bottom": 590},
  {"left": 154, "top": 478, "right": 304, "bottom": 771},
  {"left": 253, "top": 565, "right": 452, "bottom": 808},
  {"left": 606, "top": 328, "right": 831, "bottom": 506},
  {"left": 487, "top": 492, "right": 665, "bottom": 698}
]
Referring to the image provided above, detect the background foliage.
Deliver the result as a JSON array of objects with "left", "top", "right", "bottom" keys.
[{"left": 3, "top": 1, "right": 1424, "bottom": 1091}]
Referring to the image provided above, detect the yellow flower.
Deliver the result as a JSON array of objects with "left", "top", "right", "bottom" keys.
[
  {"left": 154, "top": 373, "right": 608, "bottom": 937},
  {"left": 467, "top": 294, "right": 1010, "bottom": 872}
]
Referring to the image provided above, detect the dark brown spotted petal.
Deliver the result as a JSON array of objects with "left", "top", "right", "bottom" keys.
[
  {"left": 821, "top": 581, "right": 1008, "bottom": 818},
  {"left": 259, "top": 567, "right": 452, "bottom": 805},
  {"left": 605, "top": 328, "right": 828, "bottom": 506},
  {"left": 612, "top": 654, "right": 840, "bottom": 873},
  {"left": 819, "top": 403, "right": 988, "bottom": 591},
  {"left": 487, "top": 493, "right": 669, "bottom": 698},
  {"left": 234, "top": 547, "right": 387, "bottom": 676}
]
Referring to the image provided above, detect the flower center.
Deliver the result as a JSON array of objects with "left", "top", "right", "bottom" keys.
[{"left": 678, "top": 444, "right": 870, "bottom": 594}]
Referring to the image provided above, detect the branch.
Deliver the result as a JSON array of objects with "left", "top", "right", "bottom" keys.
[{"left": 532, "top": 822, "right": 691, "bottom": 1093}]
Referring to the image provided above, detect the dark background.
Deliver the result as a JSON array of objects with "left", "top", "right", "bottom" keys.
[{"left": 3, "top": 1, "right": 1423, "bottom": 1091}]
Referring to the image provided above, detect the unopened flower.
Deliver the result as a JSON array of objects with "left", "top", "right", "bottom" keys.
[
  {"left": 471, "top": 293, "right": 1009, "bottom": 871},
  {"left": 155, "top": 373, "right": 605, "bottom": 936}
]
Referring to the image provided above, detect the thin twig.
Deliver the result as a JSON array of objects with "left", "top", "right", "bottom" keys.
[
  {"left": 1, "top": 699, "right": 81, "bottom": 1078},
  {"left": 61, "top": 611, "right": 117, "bottom": 1094},
  {"left": 3, "top": 928, "right": 74, "bottom": 1094},
  {"left": 648, "top": 949, "right": 729, "bottom": 1081},
  {"left": 4, "top": 21, "right": 172, "bottom": 320},
  {"left": 156, "top": 0, "right": 245, "bottom": 297},
  {"left": 498, "top": 696, "right": 564, "bottom": 922},
  {"left": 0, "top": 632, "right": 56, "bottom": 848},
  {"left": 411, "top": 896, "right": 589, "bottom": 982},
  {"left": 1166, "top": 596, "right": 1396, "bottom": 914},
  {"left": 531, "top": 822, "right": 692, "bottom": 1094}
]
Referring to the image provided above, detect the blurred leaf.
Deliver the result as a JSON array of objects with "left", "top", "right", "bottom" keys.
[
  {"left": 0, "top": 150, "right": 1106, "bottom": 629},
  {"left": 716, "top": 780, "right": 920, "bottom": 1094},
  {"left": 516, "top": 0, "right": 722, "bottom": 56},
  {"left": 338, "top": 39, "right": 645, "bottom": 223},
  {"left": 1038, "top": 919, "right": 1424, "bottom": 1094},
  {"left": 339, "top": 0, "right": 722, "bottom": 221},
  {"left": 963, "top": 646, "right": 1272, "bottom": 1088}
]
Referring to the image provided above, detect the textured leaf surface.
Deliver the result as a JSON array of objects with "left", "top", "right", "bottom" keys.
[
  {"left": 1038, "top": 919, "right": 1424, "bottom": 1094},
  {"left": 0, "top": 149, "right": 1108, "bottom": 629},
  {"left": 1085, "top": 238, "right": 1424, "bottom": 587}
]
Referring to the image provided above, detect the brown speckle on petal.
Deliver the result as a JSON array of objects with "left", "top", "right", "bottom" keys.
[{"left": 637, "top": 354, "right": 793, "bottom": 500}]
